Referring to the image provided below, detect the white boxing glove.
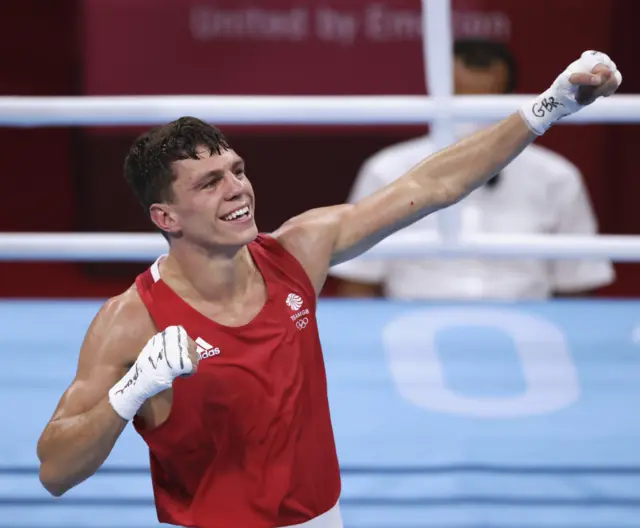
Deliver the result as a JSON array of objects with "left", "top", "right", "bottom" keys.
[
  {"left": 108, "top": 325, "right": 196, "bottom": 421},
  {"left": 520, "top": 50, "right": 623, "bottom": 136}
]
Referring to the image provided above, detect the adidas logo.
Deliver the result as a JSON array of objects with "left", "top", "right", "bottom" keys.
[{"left": 195, "top": 337, "right": 221, "bottom": 359}]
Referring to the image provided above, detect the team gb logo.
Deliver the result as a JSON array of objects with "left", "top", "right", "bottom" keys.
[{"left": 286, "top": 293, "right": 303, "bottom": 311}]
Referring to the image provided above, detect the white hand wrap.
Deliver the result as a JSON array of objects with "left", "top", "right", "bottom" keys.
[
  {"left": 520, "top": 50, "right": 623, "bottom": 136},
  {"left": 108, "top": 325, "right": 194, "bottom": 421}
]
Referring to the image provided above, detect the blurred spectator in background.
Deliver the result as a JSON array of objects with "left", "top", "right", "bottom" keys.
[{"left": 330, "top": 39, "right": 614, "bottom": 301}]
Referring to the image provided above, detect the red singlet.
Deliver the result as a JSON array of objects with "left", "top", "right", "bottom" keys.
[{"left": 132, "top": 234, "right": 341, "bottom": 528}]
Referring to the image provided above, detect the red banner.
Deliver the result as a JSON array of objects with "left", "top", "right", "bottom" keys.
[
  {"left": 82, "top": 0, "right": 613, "bottom": 97},
  {"left": 82, "top": 0, "right": 515, "bottom": 96}
]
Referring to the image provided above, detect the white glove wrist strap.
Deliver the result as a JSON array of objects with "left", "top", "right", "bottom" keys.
[
  {"left": 107, "top": 325, "right": 194, "bottom": 421},
  {"left": 520, "top": 89, "right": 570, "bottom": 136},
  {"left": 108, "top": 362, "right": 153, "bottom": 421}
]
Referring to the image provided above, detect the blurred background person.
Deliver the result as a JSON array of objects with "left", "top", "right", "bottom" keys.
[{"left": 330, "top": 39, "right": 614, "bottom": 301}]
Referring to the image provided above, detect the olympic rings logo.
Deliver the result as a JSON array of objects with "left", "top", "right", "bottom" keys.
[{"left": 296, "top": 318, "right": 309, "bottom": 330}]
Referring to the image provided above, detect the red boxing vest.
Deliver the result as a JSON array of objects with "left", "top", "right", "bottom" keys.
[{"left": 132, "top": 234, "right": 341, "bottom": 528}]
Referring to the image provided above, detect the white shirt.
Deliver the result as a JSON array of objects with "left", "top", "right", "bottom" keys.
[{"left": 329, "top": 131, "right": 615, "bottom": 300}]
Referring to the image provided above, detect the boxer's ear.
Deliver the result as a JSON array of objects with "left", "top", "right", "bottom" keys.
[{"left": 150, "top": 203, "right": 180, "bottom": 236}]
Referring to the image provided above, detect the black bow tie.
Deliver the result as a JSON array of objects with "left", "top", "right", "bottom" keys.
[{"left": 486, "top": 173, "right": 501, "bottom": 189}]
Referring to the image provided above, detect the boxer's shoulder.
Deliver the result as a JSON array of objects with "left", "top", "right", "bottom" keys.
[{"left": 82, "top": 285, "right": 157, "bottom": 367}]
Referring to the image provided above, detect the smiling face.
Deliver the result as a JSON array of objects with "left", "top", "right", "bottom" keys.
[
  {"left": 124, "top": 117, "right": 259, "bottom": 254},
  {"left": 150, "top": 147, "right": 258, "bottom": 250}
]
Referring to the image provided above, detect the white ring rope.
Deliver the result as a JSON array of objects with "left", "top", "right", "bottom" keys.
[
  {"left": 1, "top": 93, "right": 638, "bottom": 261},
  {"left": 1, "top": 232, "right": 640, "bottom": 262},
  {"left": 423, "top": 0, "right": 462, "bottom": 242},
  {"left": 0, "top": 95, "right": 638, "bottom": 126}
]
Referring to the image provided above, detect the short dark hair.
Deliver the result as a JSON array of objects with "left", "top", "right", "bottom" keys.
[
  {"left": 454, "top": 39, "right": 518, "bottom": 93},
  {"left": 124, "top": 116, "right": 230, "bottom": 212}
]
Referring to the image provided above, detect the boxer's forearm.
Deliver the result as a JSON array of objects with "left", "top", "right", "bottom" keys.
[
  {"left": 327, "top": 51, "right": 621, "bottom": 265},
  {"left": 327, "top": 113, "right": 534, "bottom": 264},
  {"left": 37, "top": 398, "right": 127, "bottom": 497},
  {"left": 401, "top": 112, "right": 535, "bottom": 207}
]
